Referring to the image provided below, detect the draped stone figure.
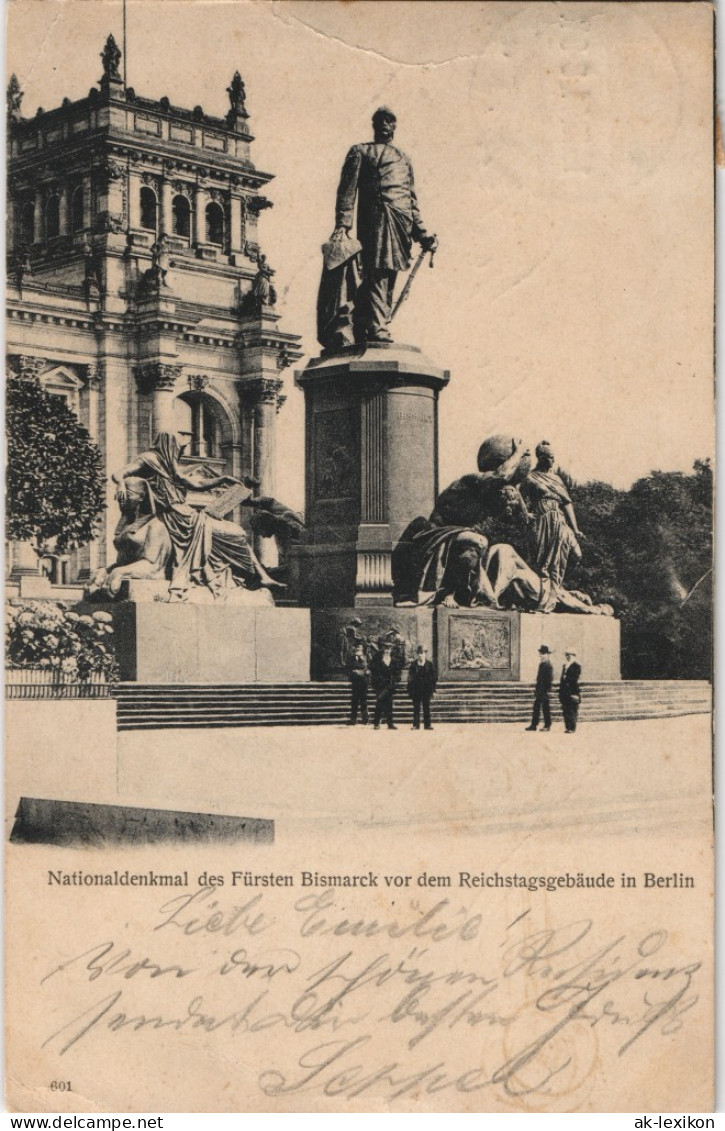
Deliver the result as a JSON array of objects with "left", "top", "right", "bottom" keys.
[
  {"left": 86, "top": 477, "right": 172, "bottom": 599},
  {"left": 392, "top": 434, "right": 612, "bottom": 616},
  {"left": 520, "top": 440, "right": 584, "bottom": 612},
  {"left": 392, "top": 437, "right": 532, "bottom": 607},
  {"left": 109, "top": 431, "right": 283, "bottom": 599}
]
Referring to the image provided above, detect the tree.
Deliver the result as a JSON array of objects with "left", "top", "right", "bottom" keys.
[
  {"left": 570, "top": 464, "right": 712, "bottom": 679},
  {"left": 6, "top": 373, "right": 106, "bottom": 554}
]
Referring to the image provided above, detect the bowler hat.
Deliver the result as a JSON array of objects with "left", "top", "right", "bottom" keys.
[{"left": 538, "top": 645, "right": 552, "bottom": 654}]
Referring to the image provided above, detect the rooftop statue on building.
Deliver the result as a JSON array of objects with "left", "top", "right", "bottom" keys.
[
  {"left": 226, "top": 71, "right": 248, "bottom": 121},
  {"left": 100, "top": 34, "right": 122, "bottom": 82},
  {"left": 7, "top": 74, "right": 23, "bottom": 121}
]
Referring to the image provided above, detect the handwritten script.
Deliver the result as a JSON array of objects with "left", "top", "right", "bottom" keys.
[{"left": 39, "top": 887, "right": 702, "bottom": 1104}]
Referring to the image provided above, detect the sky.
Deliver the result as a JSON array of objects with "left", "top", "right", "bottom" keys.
[{"left": 6, "top": 0, "right": 715, "bottom": 509}]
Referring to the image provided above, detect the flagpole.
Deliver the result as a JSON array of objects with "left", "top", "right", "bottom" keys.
[{"left": 122, "top": 0, "right": 127, "bottom": 87}]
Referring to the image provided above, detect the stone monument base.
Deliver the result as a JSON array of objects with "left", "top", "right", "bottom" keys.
[
  {"left": 311, "top": 606, "right": 434, "bottom": 680},
  {"left": 76, "top": 594, "right": 311, "bottom": 684},
  {"left": 295, "top": 342, "right": 449, "bottom": 607},
  {"left": 437, "top": 607, "right": 621, "bottom": 682},
  {"left": 311, "top": 606, "right": 621, "bottom": 682}
]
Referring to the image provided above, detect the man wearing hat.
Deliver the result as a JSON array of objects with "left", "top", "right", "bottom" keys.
[
  {"left": 407, "top": 644, "right": 437, "bottom": 731},
  {"left": 347, "top": 642, "right": 370, "bottom": 726},
  {"left": 559, "top": 648, "right": 582, "bottom": 733},
  {"left": 526, "top": 645, "right": 553, "bottom": 732},
  {"left": 370, "top": 641, "right": 400, "bottom": 730}
]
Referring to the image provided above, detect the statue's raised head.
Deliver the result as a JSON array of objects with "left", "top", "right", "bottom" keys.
[
  {"left": 534, "top": 440, "right": 555, "bottom": 469},
  {"left": 372, "top": 106, "right": 397, "bottom": 144},
  {"left": 477, "top": 434, "right": 531, "bottom": 482}
]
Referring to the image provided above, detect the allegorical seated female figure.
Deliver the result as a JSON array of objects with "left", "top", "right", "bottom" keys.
[
  {"left": 392, "top": 434, "right": 612, "bottom": 615},
  {"left": 109, "top": 431, "right": 282, "bottom": 599},
  {"left": 392, "top": 436, "right": 532, "bottom": 607}
]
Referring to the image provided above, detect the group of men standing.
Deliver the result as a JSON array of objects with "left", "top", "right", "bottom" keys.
[
  {"left": 348, "top": 639, "right": 582, "bottom": 732},
  {"left": 527, "top": 644, "right": 582, "bottom": 733},
  {"left": 348, "top": 643, "right": 437, "bottom": 730}
]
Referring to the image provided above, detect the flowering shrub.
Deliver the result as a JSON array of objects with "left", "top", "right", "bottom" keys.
[{"left": 6, "top": 601, "right": 118, "bottom": 682}]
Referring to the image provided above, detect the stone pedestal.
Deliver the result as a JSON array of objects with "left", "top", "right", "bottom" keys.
[
  {"left": 436, "top": 608, "right": 621, "bottom": 682},
  {"left": 517, "top": 610, "right": 621, "bottom": 681},
  {"left": 76, "top": 599, "right": 311, "bottom": 684},
  {"left": 311, "top": 605, "right": 621, "bottom": 682},
  {"left": 295, "top": 343, "right": 449, "bottom": 607},
  {"left": 311, "top": 606, "right": 434, "bottom": 680}
]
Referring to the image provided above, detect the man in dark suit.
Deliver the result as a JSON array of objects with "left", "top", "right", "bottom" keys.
[
  {"left": 559, "top": 648, "right": 582, "bottom": 733},
  {"left": 370, "top": 643, "right": 400, "bottom": 730},
  {"left": 407, "top": 644, "right": 437, "bottom": 731},
  {"left": 347, "top": 642, "right": 369, "bottom": 726},
  {"left": 526, "top": 644, "right": 553, "bottom": 732}
]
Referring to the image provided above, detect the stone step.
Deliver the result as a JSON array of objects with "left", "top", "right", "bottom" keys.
[
  {"left": 115, "top": 680, "right": 710, "bottom": 730},
  {"left": 115, "top": 689, "right": 709, "bottom": 705},
  {"left": 114, "top": 684, "right": 710, "bottom": 700}
]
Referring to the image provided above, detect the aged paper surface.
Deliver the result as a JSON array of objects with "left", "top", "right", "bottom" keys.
[{"left": 5, "top": 0, "right": 714, "bottom": 1115}]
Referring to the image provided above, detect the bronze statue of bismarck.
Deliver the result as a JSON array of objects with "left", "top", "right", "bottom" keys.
[{"left": 318, "top": 107, "right": 437, "bottom": 351}]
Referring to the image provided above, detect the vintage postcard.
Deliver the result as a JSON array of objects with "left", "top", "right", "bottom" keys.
[{"left": 4, "top": 0, "right": 714, "bottom": 1116}]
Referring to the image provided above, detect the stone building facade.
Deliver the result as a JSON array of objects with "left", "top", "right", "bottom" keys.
[{"left": 6, "top": 36, "right": 301, "bottom": 584}]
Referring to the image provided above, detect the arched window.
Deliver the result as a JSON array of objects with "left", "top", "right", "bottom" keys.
[
  {"left": 71, "top": 185, "right": 84, "bottom": 232},
  {"left": 140, "top": 186, "right": 157, "bottom": 232},
  {"left": 205, "top": 201, "right": 224, "bottom": 246},
  {"left": 178, "top": 393, "right": 219, "bottom": 458},
  {"left": 20, "top": 201, "right": 35, "bottom": 245},
  {"left": 172, "top": 194, "right": 190, "bottom": 238},
  {"left": 46, "top": 195, "right": 60, "bottom": 239}
]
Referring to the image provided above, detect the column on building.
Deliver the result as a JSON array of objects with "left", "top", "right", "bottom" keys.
[
  {"left": 75, "top": 365, "right": 103, "bottom": 580},
  {"left": 136, "top": 362, "right": 183, "bottom": 436},
  {"left": 82, "top": 175, "right": 93, "bottom": 232},
  {"left": 160, "top": 176, "right": 174, "bottom": 237},
  {"left": 97, "top": 336, "right": 135, "bottom": 566},
  {"left": 229, "top": 191, "right": 244, "bottom": 253},
  {"left": 128, "top": 169, "right": 141, "bottom": 231},
  {"left": 7, "top": 193, "right": 16, "bottom": 255},
  {"left": 237, "top": 376, "right": 284, "bottom": 564},
  {"left": 33, "top": 186, "right": 44, "bottom": 243},
  {"left": 252, "top": 379, "right": 282, "bottom": 496},
  {"left": 237, "top": 392, "right": 255, "bottom": 483},
  {"left": 59, "top": 184, "right": 70, "bottom": 236},
  {"left": 194, "top": 183, "right": 207, "bottom": 246}
]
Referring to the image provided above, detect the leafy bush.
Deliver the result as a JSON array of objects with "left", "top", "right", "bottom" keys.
[{"left": 6, "top": 601, "right": 118, "bottom": 682}]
